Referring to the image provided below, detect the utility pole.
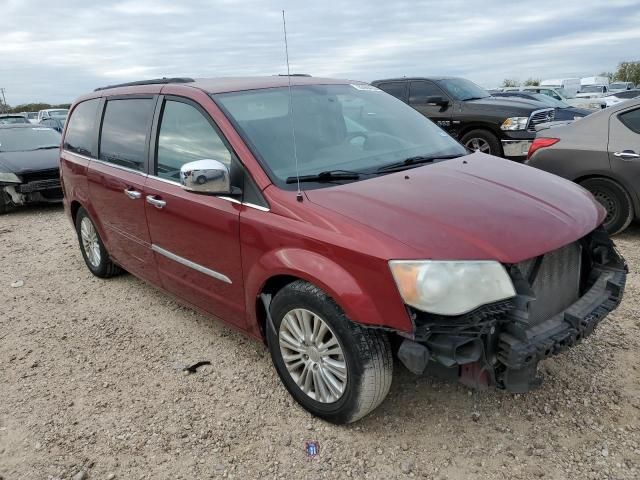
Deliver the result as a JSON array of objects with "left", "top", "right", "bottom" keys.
[{"left": 0, "top": 88, "right": 7, "bottom": 113}]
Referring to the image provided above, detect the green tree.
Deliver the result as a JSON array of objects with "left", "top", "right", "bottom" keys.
[
  {"left": 523, "top": 78, "right": 541, "bottom": 86},
  {"left": 502, "top": 78, "right": 519, "bottom": 88},
  {"left": 613, "top": 61, "right": 640, "bottom": 85}
]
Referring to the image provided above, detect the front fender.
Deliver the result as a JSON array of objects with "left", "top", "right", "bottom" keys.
[{"left": 244, "top": 247, "right": 413, "bottom": 339}]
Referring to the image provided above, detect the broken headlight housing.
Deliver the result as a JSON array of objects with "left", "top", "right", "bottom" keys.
[
  {"left": 389, "top": 260, "right": 516, "bottom": 315},
  {"left": 0, "top": 172, "right": 21, "bottom": 184}
]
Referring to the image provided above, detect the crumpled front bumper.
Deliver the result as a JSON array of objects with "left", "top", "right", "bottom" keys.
[{"left": 498, "top": 262, "right": 626, "bottom": 392}]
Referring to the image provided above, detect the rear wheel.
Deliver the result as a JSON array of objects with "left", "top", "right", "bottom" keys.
[
  {"left": 460, "top": 129, "right": 502, "bottom": 157},
  {"left": 75, "top": 207, "right": 123, "bottom": 277},
  {"left": 580, "top": 177, "right": 633, "bottom": 235},
  {"left": 267, "top": 280, "right": 393, "bottom": 424},
  {"left": 0, "top": 189, "right": 14, "bottom": 215}
]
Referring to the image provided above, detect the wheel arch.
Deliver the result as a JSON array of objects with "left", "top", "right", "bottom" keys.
[
  {"left": 246, "top": 249, "right": 411, "bottom": 342},
  {"left": 574, "top": 173, "right": 639, "bottom": 220}
]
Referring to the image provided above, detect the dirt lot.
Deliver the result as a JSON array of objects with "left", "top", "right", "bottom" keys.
[{"left": 1, "top": 204, "right": 639, "bottom": 480}]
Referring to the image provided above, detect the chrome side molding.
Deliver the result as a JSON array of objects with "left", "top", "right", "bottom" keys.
[{"left": 151, "top": 244, "right": 232, "bottom": 284}]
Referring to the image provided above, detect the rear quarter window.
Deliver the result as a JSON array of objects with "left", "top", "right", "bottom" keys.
[
  {"left": 619, "top": 108, "right": 640, "bottom": 134},
  {"left": 64, "top": 99, "right": 100, "bottom": 157}
]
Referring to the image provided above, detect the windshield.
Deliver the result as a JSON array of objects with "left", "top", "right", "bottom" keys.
[
  {"left": 435, "top": 78, "right": 490, "bottom": 101},
  {"left": 47, "top": 109, "right": 68, "bottom": 119},
  {"left": 0, "top": 116, "right": 29, "bottom": 125},
  {"left": 580, "top": 85, "right": 603, "bottom": 93},
  {"left": 528, "top": 93, "right": 568, "bottom": 108},
  {"left": 0, "top": 127, "right": 61, "bottom": 152},
  {"left": 215, "top": 84, "right": 466, "bottom": 189}
]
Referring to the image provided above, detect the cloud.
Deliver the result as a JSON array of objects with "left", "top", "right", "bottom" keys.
[{"left": 1, "top": 0, "right": 639, "bottom": 105}]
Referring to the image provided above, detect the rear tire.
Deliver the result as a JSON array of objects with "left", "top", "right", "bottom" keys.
[
  {"left": 460, "top": 129, "right": 503, "bottom": 157},
  {"left": 75, "top": 207, "right": 123, "bottom": 278},
  {"left": 267, "top": 280, "right": 393, "bottom": 424},
  {"left": 0, "top": 189, "right": 14, "bottom": 214},
  {"left": 580, "top": 177, "right": 633, "bottom": 235}
]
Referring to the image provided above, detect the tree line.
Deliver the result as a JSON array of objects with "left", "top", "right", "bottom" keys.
[
  {"left": 501, "top": 60, "right": 640, "bottom": 88},
  {"left": 0, "top": 102, "right": 71, "bottom": 114}
]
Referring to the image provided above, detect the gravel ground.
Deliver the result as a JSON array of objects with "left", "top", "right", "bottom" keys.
[{"left": 1, "top": 204, "right": 639, "bottom": 480}]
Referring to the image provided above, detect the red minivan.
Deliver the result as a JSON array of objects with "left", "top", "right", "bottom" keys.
[{"left": 60, "top": 77, "right": 627, "bottom": 423}]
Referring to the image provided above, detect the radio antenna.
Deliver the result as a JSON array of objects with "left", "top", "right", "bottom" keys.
[{"left": 282, "top": 10, "right": 303, "bottom": 202}]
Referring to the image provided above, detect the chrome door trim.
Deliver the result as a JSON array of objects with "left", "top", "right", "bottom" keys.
[
  {"left": 151, "top": 244, "right": 232, "bottom": 284},
  {"left": 614, "top": 151, "right": 640, "bottom": 159},
  {"left": 62, "top": 149, "right": 148, "bottom": 178}
]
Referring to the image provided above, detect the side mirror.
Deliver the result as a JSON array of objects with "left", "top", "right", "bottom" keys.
[{"left": 180, "top": 159, "right": 231, "bottom": 195}]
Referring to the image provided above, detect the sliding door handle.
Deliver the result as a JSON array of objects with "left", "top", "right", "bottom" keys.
[{"left": 146, "top": 195, "right": 167, "bottom": 209}]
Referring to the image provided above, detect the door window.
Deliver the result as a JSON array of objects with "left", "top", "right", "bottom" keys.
[
  {"left": 619, "top": 108, "right": 640, "bottom": 134},
  {"left": 156, "top": 100, "right": 232, "bottom": 181},
  {"left": 409, "top": 81, "right": 445, "bottom": 104},
  {"left": 377, "top": 82, "right": 407, "bottom": 102},
  {"left": 99, "top": 98, "right": 155, "bottom": 172}
]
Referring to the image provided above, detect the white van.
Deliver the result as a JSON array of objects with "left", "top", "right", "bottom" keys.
[
  {"left": 580, "top": 76, "right": 610, "bottom": 87},
  {"left": 540, "top": 78, "right": 580, "bottom": 97}
]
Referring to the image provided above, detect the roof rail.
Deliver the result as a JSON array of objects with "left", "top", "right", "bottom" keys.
[
  {"left": 275, "top": 73, "right": 311, "bottom": 77},
  {"left": 94, "top": 77, "right": 195, "bottom": 92}
]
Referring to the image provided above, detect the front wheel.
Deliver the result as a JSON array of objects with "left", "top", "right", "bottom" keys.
[
  {"left": 267, "top": 280, "right": 393, "bottom": 424},
  {"left": 460, "top": 129, "right": 502, "bottom": 157},
  {"left": 580, "top": 177, "right": 634, "bottom": 235}
]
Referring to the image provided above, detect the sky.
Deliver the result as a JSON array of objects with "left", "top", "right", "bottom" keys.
[{"left": 1, "top": 0, "right": 639, "bottom": 105}]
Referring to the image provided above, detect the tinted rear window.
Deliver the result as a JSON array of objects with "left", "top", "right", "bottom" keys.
[
  {"left": 377, "top": 82, "right": 407, "bottom": 102},
  {"left": 619, "top": 108, "right": 640, "bottom": 134},
  {"left": 64, "top": 99, "right": 100, "bottom": 157},
  {"left": 99, "top": 98, "right": 155, "bottom": 172}
]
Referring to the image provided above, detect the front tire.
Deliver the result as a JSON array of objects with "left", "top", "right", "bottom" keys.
[
  {"left": 267, "top": 280, "right": 393, "bottom": 424},
  {"left": 460, "top": 129, "right": 502, "bottom": 157},
  {"left": 580, "top": 177, "right": 634, "bottom": 235},
  {"left": 75, "top": 207, "right": 123, "bottom": 278}
]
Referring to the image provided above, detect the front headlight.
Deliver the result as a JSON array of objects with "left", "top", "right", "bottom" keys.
[
  {"left": 389, "top": 260, "right": 516, "bottom": 315},
  {"left": 500, "top": 117, "right": 528, "bottom": 131},
  {"left": 0, "top": 172, "right": 21, "bottom": 184},
  {"left": 588, "top": 102, "right": 604, "bottom": 109}
]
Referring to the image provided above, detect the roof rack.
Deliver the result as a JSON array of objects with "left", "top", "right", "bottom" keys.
[{"left": 94, "top": 77, "right": 195, "bottom": 92}]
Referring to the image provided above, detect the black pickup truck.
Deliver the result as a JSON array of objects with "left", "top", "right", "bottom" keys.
[{"left": 371, "top": 77, "right": 555, "bottom": 161}]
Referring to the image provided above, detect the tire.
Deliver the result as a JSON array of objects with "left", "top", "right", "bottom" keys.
[
  {"left": 267, "top": 280, "right": 393, "bottom": 424},
  {"left": 75, "top": 207, "right": 123, "bottom": 278},
  {"left": 460, "top": 129, "right": 503, "bottom": 157},
  {"left": 580, "top": 177, "right": 634, "bottom": 235},
  {"left": 0, "top": 189, "right": 13, "bottom": 214}
]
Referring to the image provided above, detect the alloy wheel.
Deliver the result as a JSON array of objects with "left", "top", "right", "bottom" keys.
[
  {"left": 465, "top": 137, "right": 491, "bottom": 153},
  {"left": 278, "top": 308, "right": 347, "bottom": 403},
  {"left": 80, "top": 217, "right": 101, "bottom": 268}
]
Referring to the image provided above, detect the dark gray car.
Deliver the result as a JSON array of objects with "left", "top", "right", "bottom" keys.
[
  {"left": 0, "top": 124, "right": 63, "bottom": 213},
  {"left": 527, "top": 98, "right": 640, "bottom": 234}
]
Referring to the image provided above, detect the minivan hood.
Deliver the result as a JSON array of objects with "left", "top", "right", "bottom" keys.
[{"left": 306, "top": 153, "right": 604, "bottom": 263}]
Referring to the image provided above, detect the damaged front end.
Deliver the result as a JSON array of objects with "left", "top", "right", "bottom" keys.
[
  {"left": 0, "top": 168, "right": 63, "bottom": 210},
  {"left": 397, "top": 228, "right": 627, "bottom": 393}
]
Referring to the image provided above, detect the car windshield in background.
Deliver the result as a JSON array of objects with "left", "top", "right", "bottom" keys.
[
  {"left": 610, "top": 83, "right": 626, "bottom": 90},
  {"left": 48, "top": 110, "right": 68, "bottom": 117},
  {"left": 0, "top": 116, "right": 29, "bottom": 125},
  {"left": 528, "top": 93, "right": 568, "bottom": 108},
  {"left": 435, "top": 78, "right": 491, "bottom": 101},
  {"left": 214, "top": 84, "right": 466, "bottom": 189},
  {"left": 0, "top": 127, "right": 61, "bottom": 152},
  {"left": 580, "top": 85, "right": 603, "bottom": 93}
]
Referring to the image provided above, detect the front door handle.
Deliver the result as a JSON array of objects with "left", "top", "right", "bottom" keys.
[
  {"left": 614, "top": 150, "right": 640, "bottom": 159},
  {"left": 124, "top": 188, "right": 142, "bottom": 199},
  {"left": 146, "top": 195, "right": 167, "bottom": 209}
]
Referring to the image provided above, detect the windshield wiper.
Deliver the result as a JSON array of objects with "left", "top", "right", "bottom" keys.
[
  {"left": 285, "top": 170, "right": 360, "bottom": 184},
  {"left": 34, "top": 145, "right": 59, "bottom": 150},
  {"left": 463, "top": 96, "right": 488, "bottom": 101},
  {"left": 376, "top": 154, "right": 463, "bottom": 173}
]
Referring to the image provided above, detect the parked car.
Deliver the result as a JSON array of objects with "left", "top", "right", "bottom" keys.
[
  {"left": 491, "top": 91, "right": 592, "bottom": 120},
  {"left": 40, "top": 116, "right": 65, "bottom": 132},
  {"left": 521, "top": 86, "right": 606, "bottom": 110},
  {"left": 0, "top": 124, "right": 63, "bottom": 213},
  {"left": 0, "top": 114, "right": 30, "bottom": 125},
  {"left": 371, "top": 77, "right": 556, "bottom": 160},
  {"left": 581, "top": 76, "right": 610, "bottom": 88},
  {"left": 61, "top": 76, "right": 626, "bottom": 423},
  {"left": 541, "top": 78, "right": 581, "bottom": 97},
  {"left": 609, "top": 81, "right": 635, "bottom": 93},
  {"left": 37, "top": 108, "right": 68, "bottom": 123},
  {"left": 527, "top": 98, "right": 640, "bottom": 234},
  {"left": 20, "top": 112, "right": 39, "bottom": 124},
  {"left": 577, "top": 84, "right": 609, "bottom": 98},
  {"left": 602, "top": 89, "right": 640, "bottom": 108}
]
